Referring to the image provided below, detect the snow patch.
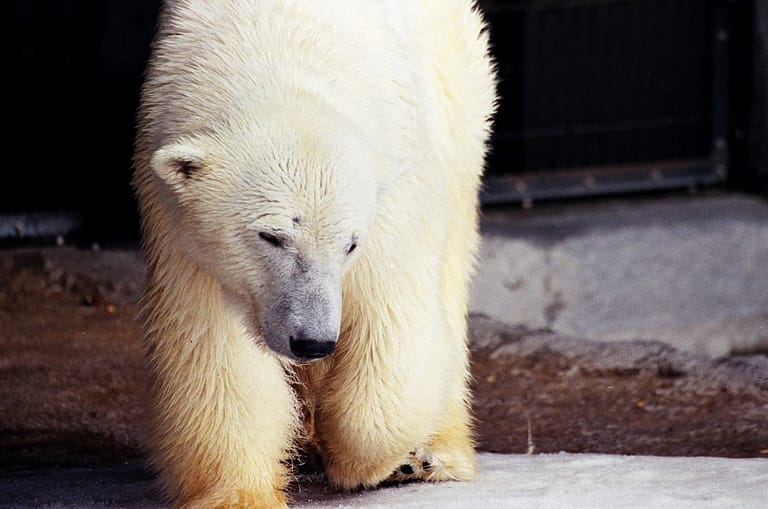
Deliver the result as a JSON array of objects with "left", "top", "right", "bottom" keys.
[{"left": 293, "top": 453, "right": 768, "bottom": 508}]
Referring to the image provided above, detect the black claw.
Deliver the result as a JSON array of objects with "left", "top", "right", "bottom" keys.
[
  {"left": 422, "top": 460, "right": 432, "bottom": 471},
  {"left": 399, "top": 464, "right": 415, "bottom": 475}
]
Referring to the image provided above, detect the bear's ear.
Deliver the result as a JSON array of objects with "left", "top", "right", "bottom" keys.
[{"left": 150, "top": 142, "right": 207, "bottom": 187}]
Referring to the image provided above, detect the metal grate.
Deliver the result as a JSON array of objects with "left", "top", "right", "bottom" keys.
[{"left": 479, "top": 0, "right": 730, "bottom": 203}]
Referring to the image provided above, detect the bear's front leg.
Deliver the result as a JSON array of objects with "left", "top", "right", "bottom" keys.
[
  {"left": 142, "top": 274, "right": 298, "bottom": 508},
  {"left": 312, "top": 262, "right": 476, "bottom": 489}
]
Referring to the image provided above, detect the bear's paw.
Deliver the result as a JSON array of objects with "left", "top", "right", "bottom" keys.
[{"left": 388, "top": 446, "right": 477, "bottom": 484}]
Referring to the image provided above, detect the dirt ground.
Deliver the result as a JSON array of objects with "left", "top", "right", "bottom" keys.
[{"left": 1, "top": 246, "right": 767, "bottom": 474}]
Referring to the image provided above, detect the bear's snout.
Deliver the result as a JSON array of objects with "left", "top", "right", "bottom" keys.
[
  {"left": 289, "top": 333, "right": 336, "bottom": 360},
  {"left": 260, "top": 264, "right": 341, "bottom": 361}
]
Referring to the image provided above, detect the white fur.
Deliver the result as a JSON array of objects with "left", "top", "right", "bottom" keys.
[{"left": 134, "top": 1, "right": 497, "bottom": 507}]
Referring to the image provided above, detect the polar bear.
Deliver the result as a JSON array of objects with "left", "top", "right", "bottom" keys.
[{"left": 133, "top": 0, "right": 497, "bottom": 507}]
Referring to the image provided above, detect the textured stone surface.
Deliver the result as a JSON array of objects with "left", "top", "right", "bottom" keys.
[
  {"left": 471, "top": 192, "right": 768, "bottom": 357},
  {"left": 468, "top": 314, "right": 768, "bottom": 457}
]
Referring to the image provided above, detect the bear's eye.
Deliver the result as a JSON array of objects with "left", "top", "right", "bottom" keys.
[
  {"left": 346, "top": 242, "right": 357, "bottom": 255},
  {"left": 259, "top": 231, "right": 284, "bottom": 248}
]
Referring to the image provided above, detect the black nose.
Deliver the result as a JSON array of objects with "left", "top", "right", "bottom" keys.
[{"left": 289, "top": 336, "right": 336, "bottom": 360}]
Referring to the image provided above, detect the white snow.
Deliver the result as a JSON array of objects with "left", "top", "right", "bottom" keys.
[{"left": 292, "top": 453, "right": 768, "bottom": 509}]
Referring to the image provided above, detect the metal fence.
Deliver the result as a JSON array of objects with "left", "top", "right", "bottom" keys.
[{"left": 479, "top": 0, "right": 733, "bottom": 204}]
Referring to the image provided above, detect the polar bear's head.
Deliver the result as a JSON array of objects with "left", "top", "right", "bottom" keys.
[{"left": 148, "top": 113, "right": 379, "bottom": 362}]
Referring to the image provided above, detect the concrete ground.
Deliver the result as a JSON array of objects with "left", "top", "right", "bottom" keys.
[
  {"left": 2, "top": 453, "right": 767, "bottom": 509},
  {"left": 471, "top": 191, "right": 768, "bottom": 357}
]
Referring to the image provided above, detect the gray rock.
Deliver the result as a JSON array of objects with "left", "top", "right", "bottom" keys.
[{"left": 470, "top": 193, "right": 768, "bottom": 357}]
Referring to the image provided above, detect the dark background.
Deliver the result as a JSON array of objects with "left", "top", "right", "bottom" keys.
[
  {"left": 9, "top": 1, "right": 160, "bottom": 244},
  {"left": 6, "top": 0, "right": 767, "bottom": 246}
]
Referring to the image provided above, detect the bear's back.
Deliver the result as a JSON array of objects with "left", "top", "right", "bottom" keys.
[{"left": 139, "top": 0, "right": 437, "bottom": 157}]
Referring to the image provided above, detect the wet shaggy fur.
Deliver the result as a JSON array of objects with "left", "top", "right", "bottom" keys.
[{"left": 133, "top": 0, "right": 497, "bottom": 507}]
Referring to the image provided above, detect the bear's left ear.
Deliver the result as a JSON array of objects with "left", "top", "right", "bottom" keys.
[{"left": 150, "top": 142, "right": 208, "bottom": 188}]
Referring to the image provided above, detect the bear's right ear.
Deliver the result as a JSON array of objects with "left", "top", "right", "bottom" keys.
[{"left": 150, "top": 142, "right": 207, "bottom": 188}]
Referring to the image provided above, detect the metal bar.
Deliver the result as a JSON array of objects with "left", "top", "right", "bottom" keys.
[
  {"left": 482, "top": 0, "right": 646, "bottom": 14},
  {"left": 711, "top": 0, "right": 730, "bottom": 179},
  {"left": 480, "top": 159, "right": 724, "bottom": 205},
  {"left": 493, "top": 115, "right": 707, "bottom": 141}
]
